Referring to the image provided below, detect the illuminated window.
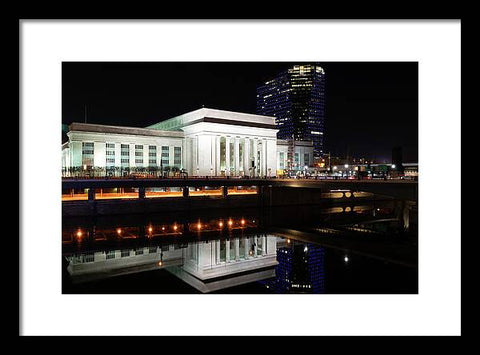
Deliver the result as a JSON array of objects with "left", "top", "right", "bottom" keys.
[
  {"left": 135, "top": 145, "right": 143, "bottom": 166},
  {"left": 120, "top": 144, "right": 130, "bottom": 167},
  {"left": 149, "top": 146, "right": 157, "bottom": 167},
  {"left": 161, "top": 146, "right": 169, "bottom": 166},
  {"left": 304, "top": 153, "right": 310, "bottom": 167},
  {"left": 81, "top": 142, "right": 94, "bottom": 167},
  {"left": 279, "top": 152, "right": 285, "bottom": 169},
  {"left": 174, "top": 147, "right": 182, "bottom": 167}
]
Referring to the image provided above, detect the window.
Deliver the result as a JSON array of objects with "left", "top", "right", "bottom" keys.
[
  {"left": 149, "top": 246, "right": 157, "bottom": 254},
  {"left": 161, "top": 146, "right": 169, "bottom": 166},
  {"left": 106, "top": 250, "right": 116, "bottom": 260},
  {"left": 279, "top": 152, "right": 285, "bottom": 169},
  {"left": 149, "top": 146, "right": 157, "bottom": 167},
  {"left": 229, "top": 141, "right": 234, "bottom": 169},
  {"left": 135, "top": 145, "right": 143, "bottom": 166},
  {"left": 121, "top": 144, "right": 130, "bottom": 166},
  {"left": 174, "top": 147, "right": 181, "bottom": 167},
  {"left": 220, "top": 137, "right": 226, "bottom": 171},
  {"left": 304, "top": 153, "right": 310, "bottom": 167},
  {"left": 135, "top": 248, "right": 144, "bottom": 255},
  {"left": 239, "top": 140, "right": 244, "bottom": 170},
  {"left": 106, "top": 143, "right": 115, "bottom": 168},
  {"left": 82, "top": 142, "right": 94, "bottom": 167},
  {"left": 121, "top": 249, "right": 130, "bottom": 258},
  {"left": 294, "top": 153, "right": 299, "bottom": 165}
]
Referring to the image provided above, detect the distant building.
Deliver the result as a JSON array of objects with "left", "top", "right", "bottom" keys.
[
  {"left": 61, "top": 107, "right": 313, "bottom": 178},
  {"left": 257, "top": 64, "right": 326, "bottom": 161}
]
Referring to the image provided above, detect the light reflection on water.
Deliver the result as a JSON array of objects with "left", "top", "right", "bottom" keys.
[{"left": 62, "top": 200, "right": 417, "bottom": 294}]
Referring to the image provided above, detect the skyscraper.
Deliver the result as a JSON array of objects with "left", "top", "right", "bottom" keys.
[{"left": 257, "top": 64, "right": 326, "bottom": 162}]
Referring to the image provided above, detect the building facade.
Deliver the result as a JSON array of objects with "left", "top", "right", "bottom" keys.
[
  {"left": 256, "top": 64, "right": 326, "bottom": 161},
  {"left": 62, "top": 108, "right": 314, "bottom": 178}
]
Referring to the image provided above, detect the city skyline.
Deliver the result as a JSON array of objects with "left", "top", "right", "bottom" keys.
[{"left": 62, "top": 62, "right": 418, "bottom": 162}]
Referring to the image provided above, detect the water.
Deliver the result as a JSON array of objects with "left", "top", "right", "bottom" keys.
[{"left": 62, "top": 199, "right": 418, "bottom": 294}]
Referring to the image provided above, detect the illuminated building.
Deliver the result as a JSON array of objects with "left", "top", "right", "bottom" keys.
[
  {"left": 257, "top": 64, "right": 326, "bottom": 162},
  {"left": 62, "top": 107, "right": 313, "bottom": 177}
]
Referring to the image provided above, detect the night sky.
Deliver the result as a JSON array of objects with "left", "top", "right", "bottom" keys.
[{"left": 62, "top": 62, "right": 418, "bottom": 162}]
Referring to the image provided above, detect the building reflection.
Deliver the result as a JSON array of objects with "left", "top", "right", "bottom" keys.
[
  {"left": 63, "top": 200, "right": 414, "bottom": 293},
  {"left": 260, "top": 239, "right": 325, "bottom": 294},
  {"left": 65, "top": 231, "right": 279, "bottom": 293}
]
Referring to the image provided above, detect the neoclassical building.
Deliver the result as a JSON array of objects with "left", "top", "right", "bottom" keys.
[{"left": 62, "top": 108, "right": 314, "bottom": 177}]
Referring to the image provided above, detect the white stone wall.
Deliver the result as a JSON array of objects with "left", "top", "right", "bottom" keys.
[
  {"left": 65, "top": 130, "right": 184, "bottom": 171},
  {"left": 181, "top": 236, "right": 278, "bottom": 280}
]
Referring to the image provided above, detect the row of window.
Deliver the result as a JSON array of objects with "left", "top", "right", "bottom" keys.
[
  {"left": 82, "top": 142, "right": 182, "bottom": 167},
  {"left": 278, "top": 152, "right": 310, "bottom": 169}
]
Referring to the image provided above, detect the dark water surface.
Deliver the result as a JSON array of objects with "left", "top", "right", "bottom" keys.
[{"left": 62, "top": 199, "right": 418, "bottom": 294}]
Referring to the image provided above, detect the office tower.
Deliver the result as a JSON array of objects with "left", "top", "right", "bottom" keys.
[{"left": 257, "top": 64, "right": 326, "bottom": 162}]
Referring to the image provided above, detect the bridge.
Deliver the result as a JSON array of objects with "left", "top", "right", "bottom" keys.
[{"left": 62, "top": 177, "right": 417, "bottom": 201}]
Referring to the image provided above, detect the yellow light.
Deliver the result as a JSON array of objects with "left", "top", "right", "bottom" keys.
[
  {"left": 162, "top": 226, "right": 165, "bottom": 231},
  {"left": 219, "top": 221, "right": 223, "bottom": 228},
  {"left": 157, "top": 261, "right": 163, "bottom": 266},
  {"left": 116, "top": 228, "right": 122, "bottom": 235},
  {"left": 76, "top": 230, "right": 82, "bottom": 238},
  {"left": 197, "top": 223, "right": 202, "bottom": 230},
  {"left": 287, "top": 239, "right": 291, "bottom": 244},
  {"left": 148, "top": 227, "right": 153, "bottom": 233},
  {"left": 241, "top": 219, "right": 245, "bottom": 225},
  {"left": 173, "top": 225, "right": 178, "bottom": 231},
  {"left": 228, "top": 220, "right": 233, "bottom": 227}
]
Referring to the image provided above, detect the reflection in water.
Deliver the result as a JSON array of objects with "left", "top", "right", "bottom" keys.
[
  {"left": 260, "top": 241, "right": 325, "bottom": 294},
  {"left": 62, "top": 199, "right": 418, "bottom": 294},
  {"left": 65, "top": 232, "right": 279, "bottom": 293}
]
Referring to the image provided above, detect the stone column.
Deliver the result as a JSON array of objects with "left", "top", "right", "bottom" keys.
[
  {"left": 225, "top": 137, "right": 230, "bottom": 177},
  {"left": 216, "top": 136, "right": 221, "bottom": 176},
  {"left": 234, "top": 138, "right": 240, "bottom": 177},
  {"left": 226, "top": 239, "right": 230, "bottom": 262},
  {"left": 88, "top": 188, "right": 95, "bottom": 201},
  {"left": 138, "top": 187, "right": 145, "bottom": 199},
  {"left": 262, "top": 139, "right": 267, "bottom": 177},
  {"left": 253, "top": 139, "right": 258, "bottom": 177},
  {"left": 216, "top": 240, "right": 221, "bottom": 264},
  {"left": 234, "top": 238, "right": 240, "bottom": 261},
  {"left": 261, "top": 235, "right": 266, "bottom": 256},
  {"left": 253, "top": 236, "right": 258, "bottom": 257}
]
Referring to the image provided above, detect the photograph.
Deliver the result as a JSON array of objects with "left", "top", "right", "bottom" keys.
[{"left": 61, "top": 61, "right": 419, "bottom": 295}]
